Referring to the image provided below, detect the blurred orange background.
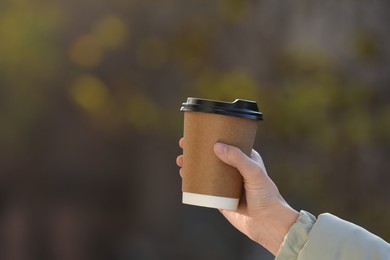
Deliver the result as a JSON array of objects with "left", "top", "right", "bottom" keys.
[{"left": 0, "top": 0, "right": 389, "bottom": 259}]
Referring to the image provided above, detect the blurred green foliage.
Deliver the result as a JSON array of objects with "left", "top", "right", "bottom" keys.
[{"left": 0, "top": 0, "right": 389, "bottom": 259}]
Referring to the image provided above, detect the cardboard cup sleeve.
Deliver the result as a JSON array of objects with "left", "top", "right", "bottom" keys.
[{"left": 180, "top": 98, "right": 262, "bottom": 210}]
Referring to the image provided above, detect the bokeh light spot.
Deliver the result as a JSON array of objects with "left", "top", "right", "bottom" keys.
[
  {"left": 173, "top": 26, "right": 212, "bottom": 69},
  {"left": 218, "top": 0, "right": 249, "bottom": 22},
  {"left": 70, "top": 74, "right": 110, "bottom": 115},
  {"left": 92, "top": 15, "right": 128, "bottom": 50},
  {"left": 344, "top": 111, "right": 371, "bottom": 144},
  {"left": 352, "top": 31, "right": 380, "bottom": 62},
  {"left": 124, "top": 93, "right": 161, "bottom": 129},
  {"left": 69, "top": 35, "right": 103, "bottom": 68}
]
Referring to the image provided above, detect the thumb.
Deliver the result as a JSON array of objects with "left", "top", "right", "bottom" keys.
[{"left": 214, "top": 143, "right": 264, "bottom": 184}]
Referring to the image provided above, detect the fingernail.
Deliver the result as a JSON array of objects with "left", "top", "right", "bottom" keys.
[{"left": 214, "top": 143, "right": 226, "bottom": 155}]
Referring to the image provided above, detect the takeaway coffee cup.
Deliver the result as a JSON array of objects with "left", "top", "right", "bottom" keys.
[{"left": 180, "top": 97, "right": 263, "bottom": 210}]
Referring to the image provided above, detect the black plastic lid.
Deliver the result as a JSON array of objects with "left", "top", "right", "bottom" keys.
[{"left": 180, "top": 97, "right": 263, "bottom": 120}]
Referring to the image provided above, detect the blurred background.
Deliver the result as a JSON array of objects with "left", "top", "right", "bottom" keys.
[{"left": 0, "top": 0, "right": 389, "bottom": 259}]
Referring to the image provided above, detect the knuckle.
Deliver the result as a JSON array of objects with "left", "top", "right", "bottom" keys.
[
  {"left": 226, "top": 146, "right": 241, "bottom": 163},
  {"left": 245, "top": 168, "right": 263, "bottom": 183}
]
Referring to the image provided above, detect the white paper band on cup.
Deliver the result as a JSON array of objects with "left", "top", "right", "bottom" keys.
[{"left": 182, "top": 192, "right": 239, "bottom": 211}]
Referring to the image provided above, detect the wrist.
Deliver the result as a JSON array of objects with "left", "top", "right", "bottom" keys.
[{"left": 254, "top": 201, "right": 299, "bottom": 256}]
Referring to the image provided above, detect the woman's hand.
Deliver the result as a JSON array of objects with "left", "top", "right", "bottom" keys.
[{"left": 176, "top": 138, "right": 298, "bottom": 256}]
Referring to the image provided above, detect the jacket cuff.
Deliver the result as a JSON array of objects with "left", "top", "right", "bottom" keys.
[{"left": 275, "top": 210, "right": 316, "bottom": 260}]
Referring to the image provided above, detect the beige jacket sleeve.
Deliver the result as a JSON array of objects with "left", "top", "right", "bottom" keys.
[{"left": 275, "top": 210, "right": 390, "bottom": 260}]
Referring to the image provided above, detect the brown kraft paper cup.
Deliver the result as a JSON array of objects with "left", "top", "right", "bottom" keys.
[{"left": 180, "top": 98, "right": 263, "bottom": 210}]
